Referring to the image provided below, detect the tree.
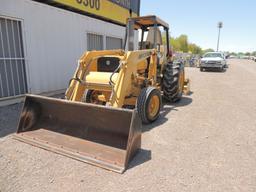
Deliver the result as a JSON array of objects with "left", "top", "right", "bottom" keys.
[
  {"left": 188, "top": 43, "right": 202, "bottom": 54},
  {"left": 169, "top": 35, "right": 189, "bottom": 53},
  {"left": 170, "top": 37, "right": 181, "bottom": 52},
  {"left": 230, "top": 52, "right": 237, "bottom": 56},
  {"left": 202, "top": 48, "right": 214, "bottom": 54},
  {"left": 165, "top": 34, "right": 213, "bottom": 55},
  {"left": 162, "top": 33, "right": 167, "bottom": 45},
  {"left": 177, "top": 35, "right": 189, "bottom": 53}
]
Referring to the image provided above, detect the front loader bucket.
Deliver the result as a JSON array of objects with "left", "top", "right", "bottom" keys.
[{"left": 14, "top": 95, "right": 141, "bottom": 173}]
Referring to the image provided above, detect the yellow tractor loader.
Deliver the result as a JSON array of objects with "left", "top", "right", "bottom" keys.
[{"left": 14, "top": 15, "right": 189, "bottom": 173}]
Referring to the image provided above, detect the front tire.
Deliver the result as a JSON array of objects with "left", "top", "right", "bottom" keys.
[
  {"left": 137, "top": 87, "right": 162, "bottom": 124},
  {"left": 84, "top": 90, "right": 105, "bottom": 105}
]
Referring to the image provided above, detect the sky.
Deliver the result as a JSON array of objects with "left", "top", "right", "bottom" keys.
[{"left": 140, "top": 0, "right": 256, "bottom": 53}]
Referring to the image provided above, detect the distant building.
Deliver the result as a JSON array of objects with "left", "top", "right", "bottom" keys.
[{"left": 0, "top": 0, "right": 140, "bottom": 101}]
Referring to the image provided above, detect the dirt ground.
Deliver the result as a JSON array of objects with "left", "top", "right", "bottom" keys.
[{"left": 0, "top": 59, "right": 256, "bottom": 192}]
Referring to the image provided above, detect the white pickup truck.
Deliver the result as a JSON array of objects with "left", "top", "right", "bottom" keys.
[{"left": 200, "top": 52, "right": 227, "bottom": 72}]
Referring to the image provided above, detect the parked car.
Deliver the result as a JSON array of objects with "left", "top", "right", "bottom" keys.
[
  {"left": 249, "top": 56, "right": 256, "bottom": 61},
  {"left": 229, "top": 55, "right": 237, "bottom": 59},
  {"left": 200, "top": 52, "right": 227, "bottom": 72}
]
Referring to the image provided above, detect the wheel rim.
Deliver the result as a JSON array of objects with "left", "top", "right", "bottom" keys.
[{"left": 148, "top": 95, "right": 160, "bottom": 119}]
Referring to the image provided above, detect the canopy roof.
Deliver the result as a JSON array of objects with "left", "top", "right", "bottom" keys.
[{"left": 129, "top": 15, "right": 169, "bottom": 30}]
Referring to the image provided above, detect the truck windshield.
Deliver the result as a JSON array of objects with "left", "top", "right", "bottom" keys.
[{"left": 204, "top": 53, "right": 223, "bottom": 58}]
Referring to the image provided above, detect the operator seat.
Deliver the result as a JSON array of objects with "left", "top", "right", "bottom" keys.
[{"left": 146, "top": 27, "right": 163, "bottom": 48}]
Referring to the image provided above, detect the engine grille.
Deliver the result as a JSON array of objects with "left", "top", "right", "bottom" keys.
[{"left": 97, "top": 57, "right": 120, "bottom": 72}]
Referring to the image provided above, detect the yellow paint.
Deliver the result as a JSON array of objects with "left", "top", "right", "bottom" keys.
[
  {"left": 53, "top": 0, "right": 138, "bottom": 24},
  {"left": 109, "top": 49, "right": 154, "bottom": 108},
  {"left": 148, "top": 95, "right": 160, "bottom": 118},
  {"left": 86, "top": 72, "right": 118, "bottom": 85},
  {"left": 64, "top": 16, "right": 190, "bottom": 110},
  {"left": 65, "top": 50, "right": 124, "bottom": 101},
  {"left": 183, "top": 79, "right": 190, "bottom": 95},
  {"left": 179, "top": 68, "right": 185, "bottom": 93}
]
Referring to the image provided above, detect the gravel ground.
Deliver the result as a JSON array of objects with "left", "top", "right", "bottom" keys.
[{"left": 0, "top": 59, "right": 256, "bottom": 192}]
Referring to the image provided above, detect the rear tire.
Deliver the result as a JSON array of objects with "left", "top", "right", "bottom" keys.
[
  {"left": 137, "top": 87, "right": 162, "bottom": 124},
  {"left": 200, "top": 67, "right": 203, "bottom": 72},
  {"left": 163, "top": 62, "right": 184, "bottom": 102},
  {"left": 85, "top": 90, "right": 94, "bottom": 103}
]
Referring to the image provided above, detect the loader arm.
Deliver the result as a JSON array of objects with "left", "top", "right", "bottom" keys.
[
  {"left": 109, "top": 49, "right": 156, "bottom": 108},
  {"left": 65, "top": 50, "right": 124, "bottom": 102},
  {"left": 65, "top": 49, "right": 157, "bottom": 108}
]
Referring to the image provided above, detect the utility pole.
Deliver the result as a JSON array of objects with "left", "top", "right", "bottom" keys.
[{"left": 217, "top": 22, "right": 223, "bottom": 52}]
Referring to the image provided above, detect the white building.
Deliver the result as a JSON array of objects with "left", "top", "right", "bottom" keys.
[{"left": 0, "top": 0, "right": 140, "bottom": 104}]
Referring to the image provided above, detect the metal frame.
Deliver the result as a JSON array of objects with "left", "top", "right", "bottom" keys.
[
  {"left": 130, "top": 15, "right": 169, "bottom": 29},
  {"left": 0, "top": 14, "right": 30, "bottom": 93},
  {"left": 86, "top": 30, "right": 124, "bottom": 51},
  {"left": 86, "top": 32, "right": 104, "bottom": 51},
  {"left": 125, "top": 15, "right": 170, "bottom": 56},
  {"left": 106, "top": 36, "right": 123, "bottom": 50},
  {"left": 0, "top": 15, "right": 29, "bottom": 98}
]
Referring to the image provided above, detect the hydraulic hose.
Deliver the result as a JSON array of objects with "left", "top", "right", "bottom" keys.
[{"left": 109, "top": 62, "right": 122, "bottom": 86}]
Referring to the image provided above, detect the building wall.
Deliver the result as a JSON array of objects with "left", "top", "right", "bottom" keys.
[{"left": 0, "top": 0, "right": 137, "bottom": 95}]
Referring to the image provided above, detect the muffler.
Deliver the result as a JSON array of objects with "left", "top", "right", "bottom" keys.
[{"left": 14, "top": 95, "right": 141, "bottom": 173}]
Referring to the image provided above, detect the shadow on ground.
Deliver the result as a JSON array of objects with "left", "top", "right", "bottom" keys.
[
  {"left": 0, "top": 103, "right": 23, "bottom": 138},
  {"left": 130, "top": 96, "right": 192, "bottom": 170},
  {"left": 128, "top": 148, "right": 151, "bottom": 170},
  {"left": 202, "top": 68, "right": 227, "bottom": 73},
  {"left": 143, "top": 96, "right": 193, "bottom": 133},
  {"left": 171, "top": 96, "right": 193, "bottom": 108},
  {"left": 0, "top": 94, "right": 65, "bottom": 138},
  {"left": 0, "top": 94, "right": 192, "bottom": 138}
]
